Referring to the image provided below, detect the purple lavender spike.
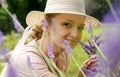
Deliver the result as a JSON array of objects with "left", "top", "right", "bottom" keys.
[
  {"left": 64, "top": 40, "right": 72, "bottom": 54},
  {"left": 8, "top": 64, "right": 18, "bottom": 77},
  {"left": 12, "top": 14, "right": 23, "bottom": 32},
  {"left": 0, "top": 31, "right": 6, "bottom": 44},
  {"left": 14, "top": 33, "right": 20, "bottom": 38},
  {"left": 94, "top": 33, "right": 102, "bottom": 42},
  {"left": 1, "top": 47, "right": 10, "bottom": 62},
  {"left": 27, "top": 56, "right": 32, "bottom": 68},
  {"left": 96, "top": 40, "right": 104, "bottom": 46},
  {"left": 0, "top": 36, "right": 6, "bottom": 44},
  {"left": 78, "top": 41, "right": 91, "bottom": 55},
  {"left": 82, "top": 68, "right": 97, "bottom": 77},
  {"left": 48, "top": 44, "right": 55, "bottom": 59},
  {"left": 42, "top": 19, "right": 48, "bottom": 30},
  {"left": 78, "top": 41, "right": 96, "bottom": 56},
  {"left": 0, "top": 30, "right": 3, "bottom": 36},
  {"left": 87, "top": 21, "right": 92, "bottom": 34},
  {"left": 0, "top": 0, "right": 4, "bottom": 3}
]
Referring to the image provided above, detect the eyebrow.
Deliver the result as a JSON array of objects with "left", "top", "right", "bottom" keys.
[
  {"left": 65, "top": 18, "right": 85, "bottom": 26},
  {"left": 65, "top": 19, "right": 74, "bottom": 23}
]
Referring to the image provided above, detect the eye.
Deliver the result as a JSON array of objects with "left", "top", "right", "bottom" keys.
[
  {"left": 78, "top": 26, "right": 84, "bottom": 31},
  {"left": 62, "top": 22, "right": 72, "bottom": 27}
]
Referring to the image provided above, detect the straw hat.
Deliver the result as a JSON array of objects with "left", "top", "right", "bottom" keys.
[{"left": 26, "top": 0, "right": 100, "bottom": 27}]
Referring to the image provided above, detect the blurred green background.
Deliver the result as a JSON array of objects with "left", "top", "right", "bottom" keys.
[{"left": 0, "top": 0, "right": 111, "bottom": 34}]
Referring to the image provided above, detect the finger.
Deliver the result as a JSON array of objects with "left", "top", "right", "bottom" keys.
[
  {"left": 87, "top": 58, "right": 98, "bottom": 65},
  {"left": 86, "top": 55, "right": 97, "bottom": 65},
  {"left": 87, "top": 63, "right": 99, "bottom": 68},
  {"left": 87, "top": 66, "right": 98, "bottom": 72}
]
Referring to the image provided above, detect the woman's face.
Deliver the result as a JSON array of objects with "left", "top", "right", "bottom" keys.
[{"left": 47, "top": 13, "right": 85, "bottom": 50}]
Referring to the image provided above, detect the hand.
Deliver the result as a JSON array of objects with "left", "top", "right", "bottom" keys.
[{"left": 81, "top": 55, "right": 99, "bottom": 77}]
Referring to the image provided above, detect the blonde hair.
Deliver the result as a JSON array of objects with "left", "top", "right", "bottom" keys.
[{"left": 29, "top": 13, "right": 58, "bottom": 40}]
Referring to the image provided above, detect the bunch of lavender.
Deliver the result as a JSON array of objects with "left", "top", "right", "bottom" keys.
[
  {"left": 78, "top": 21, "right": 106, "bottom": 60},
  {"left": 99, "top": 0, "right": 120, "bottom": 76},
  {"left": 77, "top": 20, "right": 109, "bottom": 77}
]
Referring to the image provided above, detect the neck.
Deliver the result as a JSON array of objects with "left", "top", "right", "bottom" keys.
[{"left": 38, "top": 34, "right": 63, "bottom": 58}]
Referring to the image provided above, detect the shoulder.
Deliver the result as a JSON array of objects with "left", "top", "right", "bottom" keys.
[{"left": 8, "top": 41, "right": 51, "bottom": 77}]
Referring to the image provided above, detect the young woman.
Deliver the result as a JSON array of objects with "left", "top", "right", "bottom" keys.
[{"left": 1, "top": 0, "right": 99, "bottom": 77}]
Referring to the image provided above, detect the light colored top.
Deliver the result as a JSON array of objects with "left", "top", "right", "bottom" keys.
[{"left": 1, "top": 40, "right": 70, "bottom": 77}]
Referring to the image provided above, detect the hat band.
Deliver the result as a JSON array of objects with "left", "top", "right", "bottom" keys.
[{"left": 45, "top": 3, "right": 85, "bottom": 14}]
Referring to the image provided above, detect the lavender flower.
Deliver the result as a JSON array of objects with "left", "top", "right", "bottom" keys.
[
  {"left": 42, "top": 18, "right": 48, "bottom": 30},
  {"left": 98, "top": 2, "right": 120, "bottom": 76},
  {"left": 0, "top": 30, "right": 3, "bottom": 36},
  {"left": 100, "top": 25, "right": 120, "bottom": 75},
  {"left": 12, "top": 14, "right": 23, "bottom": 32},
  {"left": 82, "top": 68, "right": 97, "bottom": 77},
  {"left": 0, "top": 31, "right": 6, "bottom": 44},
  {"left": 27, "top": 56, "right": 32, "bottom": 68},
  {"left": 48, "top": 44, "right": 55, "bottom": 59},
  {"left": 14, "top": 33, "right": 20, "bottom": 38},
  {"left": 78, "top": 41, "right": 95, "bottom": 56},
  {"left": 1, "top": 47, "right": 10, "bottom": 62},
  {"left": 87, "top": 21, "right": 92, "bottom": 33},
  {"left": 78, "top": 33, "right": 103, "bottom": 56},
  {"left": 64, "top": 40, "right": 72, "bottom": 54},
  {"left": 94, "top": 33, "right": 102, "bottom": 42},
  {"left": 101, "top": 1, "right": 120, "bottom": 23},
  {"left": 0, "top": 0, "right": 5, "bottom": 3},
  {"left": 8, "top": 64, "right": 18, "bottom": 77}
]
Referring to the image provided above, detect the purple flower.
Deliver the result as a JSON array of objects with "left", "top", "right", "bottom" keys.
[
  {"left": 101, "top": 2, "right": 120, "bottom": 23},
  {"left": 0, "top": 31, "right": 6, "bottom": 44},
  {"left": 0, "top": 0, "right": 5, "bottom": 3},
  {"left": 64, "top": 40, "right": 72, "bottom": 54},
  {"left": 27, "top": 56, "right": 32, "bottom": 68},
  {"left": 0, "top": 30, "right": 3, "bottom": 36},
  {"left": 0, "top": 36, "right": 6, "bottom": 44},
  {"left": 78, "top": 41, "right": 95, "bottom": 56},
  {"left": 12, "top": 14, "right": 23, "bottom": 32},
  {"left": 82, "top": 67, "right": 97, "bottom": 77},
  {"left": 42, "top": 19, "right": 48, "bottom": 30},
  {"left": 8, "top": 64, "right": 18, "bottom": 77},
  {"left": 87, "top": 21, "right": 93, "bottom": 34},
  {"left": 99, "top": 25, "right": 120, "bottom": 76},
  {"left": 1, "top": 47, "right": 10, "bottom": 62},
  {"left": 78, "top": 34, "right": 103, "bottom": 56},
  {"left": 48, "top": 44, "right": 55, "bottom": 59},
  {"left": 14, "top": 33, "right": 20, "bottom": 38},
  {"left": 94, "top": 33, "right": 102, "bottom": 42}
]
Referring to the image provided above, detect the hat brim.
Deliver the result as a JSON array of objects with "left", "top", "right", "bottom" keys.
[{"left": 26, "top": 11, "right": 100, "bottom": 27}]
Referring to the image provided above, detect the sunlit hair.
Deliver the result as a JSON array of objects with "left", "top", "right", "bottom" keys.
[{"left": 29, "top": 13, "right": 58, "bottom": 40}]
